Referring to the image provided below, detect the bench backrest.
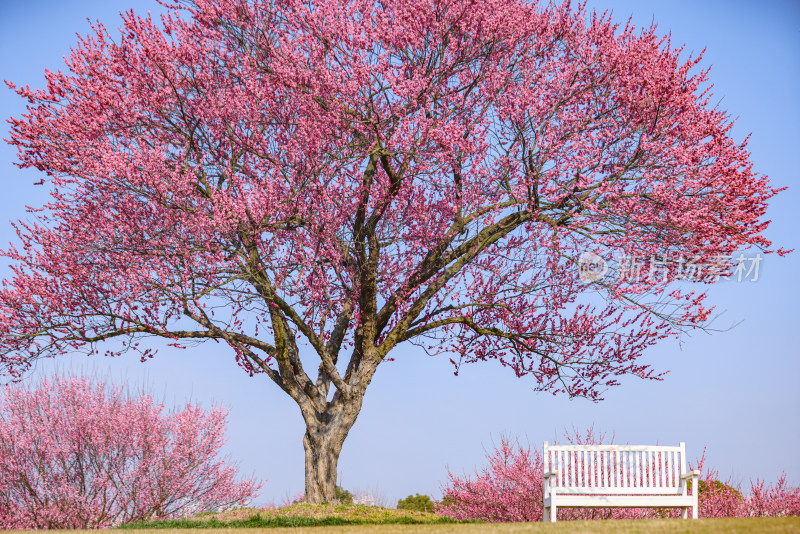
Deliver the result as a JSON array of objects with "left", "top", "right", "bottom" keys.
[{"left": 543, "top": 442, "right": 688, "bottom": 495}]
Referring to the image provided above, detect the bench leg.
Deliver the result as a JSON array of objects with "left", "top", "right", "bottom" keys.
[
  {"left": 681, "top": 507, "right": 688, "bottom": 519},
  {"left": 550, "top": 503, "right": 557, "bottom": 522},
  {"left": 543, "top": 506, "right": 549, "bottom": 522}
]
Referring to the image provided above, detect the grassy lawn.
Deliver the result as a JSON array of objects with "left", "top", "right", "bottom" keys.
[
  {"left": 115, "top": 504, "right": 463, "bottom": 533},
  {"left": 109, "top": 505, "right": 800, "bottom": 533},
  {"left": 118, "top": 504, "right": 461, "bottom": 529},
  {"left": 7, "top": 506, "right": 796, "bottom": 533}
]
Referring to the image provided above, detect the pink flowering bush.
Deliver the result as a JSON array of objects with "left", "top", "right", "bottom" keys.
[
  {"left": 0, "top": 376, "right": 260, "bottom": 529},
  {"left": 438, "top": 436, "right": 542, "bottom": 522},
  {"left": 437, "top": 430, "right": 800, "bottom": 522},
  {"left": 749, "top": 476, "right": 800, "bottom": 517},
  {"left": 693, "top": 450, "right": 800, "bottom": 518}
]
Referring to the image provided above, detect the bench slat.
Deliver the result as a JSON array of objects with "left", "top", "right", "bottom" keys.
[
  {"left": 582, "top": 450, "right": 587, "bottom": 488},
  {"left": 636, "top": 451, "right": 641, "bottom": 486},
  {"left": 600, "top": 450, "right": 606, "bottom": 487}
]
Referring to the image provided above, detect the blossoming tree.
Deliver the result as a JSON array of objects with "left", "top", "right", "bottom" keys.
[
  {"left": 0, "top": 375, "right": 258, "bottom": 529},
  {"left": 1, "top": 0, "right": 783, "bottom": 503}
]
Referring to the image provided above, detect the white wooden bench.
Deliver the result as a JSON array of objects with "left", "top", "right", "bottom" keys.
[{"left": 542, "top": 442, "right": 699, "bottom": 522}]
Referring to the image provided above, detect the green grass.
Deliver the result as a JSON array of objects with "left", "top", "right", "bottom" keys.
[
  {"left": 119, "top": 504, "right": 466, "bottom": 529},
  {"left": 119, "top": 513, "right": 462, "bottom": 529},
  {"left": 111, "top": 504, "right": 800, "bottom": 533}
]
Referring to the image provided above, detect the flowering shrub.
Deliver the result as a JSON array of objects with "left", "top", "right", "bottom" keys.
[
  {"left": 693, "top": 451, "right": 800, "bottom": 518},
  {"left": 437, "top": 436, "right": 543, "bottom": 521},
  {"left": 0, "top": 376, "right": 260, "bottom": 529},
  {"left": 437, "top": 430, "right": 800, "bottom": 522},
  {"left": 692, "top": 452, "right": 746, "bottom": 519},
  {"left": 749, "top": 476, "right": 800, "bottom": 517}
]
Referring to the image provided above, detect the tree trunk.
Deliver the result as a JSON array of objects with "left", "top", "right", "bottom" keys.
[
  {"left": 302, "top": 425, "right": 344, "bottom": 504},
  {"left": 299, "top": 353, "right": 377, "bottom": 504},
  {"left": 301, "top": 400, "right": 364, "bottom": 504}
]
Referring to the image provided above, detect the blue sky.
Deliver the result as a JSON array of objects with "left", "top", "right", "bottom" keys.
[{"left": 1, "top": 0, "right": 798, "bottom": 507}]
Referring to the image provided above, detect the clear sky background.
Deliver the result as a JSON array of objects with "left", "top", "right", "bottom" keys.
[{"left": 1, "top": 0, "right": 798, "bottom": 507}]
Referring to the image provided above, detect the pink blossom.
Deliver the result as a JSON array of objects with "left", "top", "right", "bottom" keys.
[{"left": 0, "top": 375, "right": 260, "bottom": 529}]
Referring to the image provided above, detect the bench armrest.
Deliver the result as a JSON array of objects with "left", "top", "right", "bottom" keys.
[
  {"left": 680, "top": 470, "right": 700, "bottom": 480},
  {"left": 543, "top": 471, "right": 557, "bottom": 479}
]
